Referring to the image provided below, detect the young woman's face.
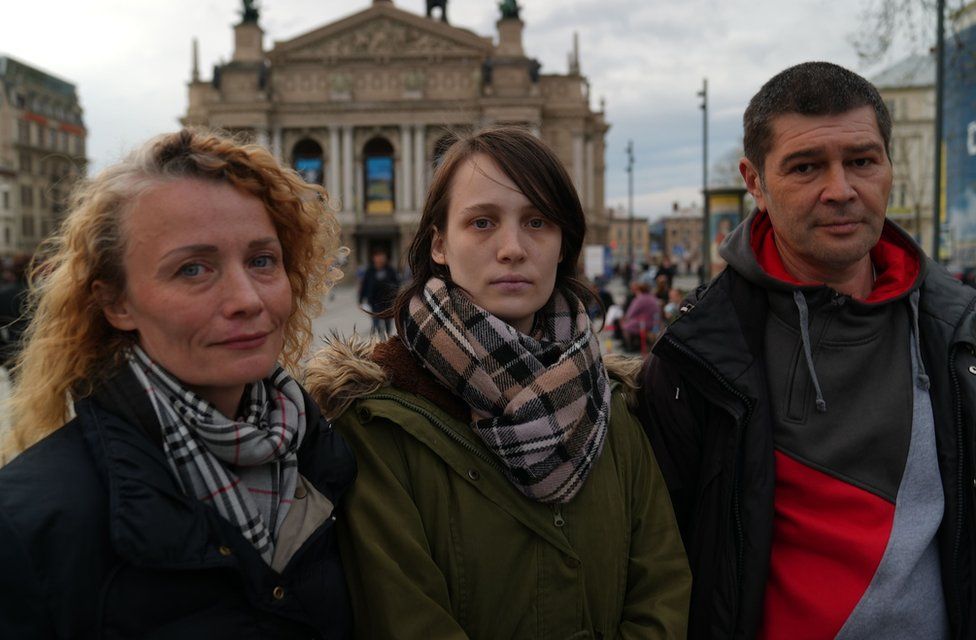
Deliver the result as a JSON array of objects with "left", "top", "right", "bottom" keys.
[
  {"left": 432, "top": 154, "right": 562, "bottom": 333},
  {"left": 102, "top": 178, "right": 293, "bottom": 416}
]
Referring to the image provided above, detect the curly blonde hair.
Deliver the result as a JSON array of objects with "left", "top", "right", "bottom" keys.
[{"left": 3, "top": 129, "right": 343, "bottom": 458}]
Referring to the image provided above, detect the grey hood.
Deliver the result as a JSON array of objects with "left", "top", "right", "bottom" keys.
[{"left": 717, "top": 208, "right": 929, "bottom": 413}]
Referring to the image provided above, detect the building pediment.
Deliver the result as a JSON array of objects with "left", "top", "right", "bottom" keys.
[{"left": 270, "top": 4, "right": 492, "bottom": 63}]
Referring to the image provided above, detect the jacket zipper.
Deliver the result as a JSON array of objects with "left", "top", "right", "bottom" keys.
[
  {"left": 553, "top": 505, "right": 565, "bottom": 527},
  {"left": 366, "top": 393, "right": 507, "bottom": 474},
  {"left": 660, "top": 333, "right": 754, "bottom": 636},
  {"left": 949, "top": 296, "right": 976, "bottom": 638},
  {"left": 949, "top": 345, "right": 964, "bottom": 638}
]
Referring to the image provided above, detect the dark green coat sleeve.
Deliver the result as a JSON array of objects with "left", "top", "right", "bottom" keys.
[
  {"left": 613, "top": 393, "right": 691, "bottom": 639},
  {"left": 334, "top": 406, "right": 470, "bottom": 640}
]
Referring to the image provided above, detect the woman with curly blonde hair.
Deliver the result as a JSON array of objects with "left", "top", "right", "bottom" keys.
[{"left": 0, "top": 129, "right": 356, "bottom": 638}]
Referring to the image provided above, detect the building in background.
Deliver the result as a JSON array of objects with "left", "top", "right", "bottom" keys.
[
  {"left": 661, "top": 202, "right": 703, "bottom": 276},
  {"left": 184, "top": 0, "right": 610, "bottom": 268},
  {"left": 607, "top": 207, "right": 649, "bottom": 268},
  {"left": 0, "top": 55, "right": 87, "bottom": 254},
  {"left": 873, "top": 53, "right": 936, "bottom": 249}
]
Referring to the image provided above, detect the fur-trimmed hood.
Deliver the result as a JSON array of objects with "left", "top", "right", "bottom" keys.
[{"left": 304, "top": 334, "right": 641, "bottom": 421}]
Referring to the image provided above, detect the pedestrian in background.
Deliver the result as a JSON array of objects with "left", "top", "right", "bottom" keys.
[
  {"left": 0, "top": 253, "right": 32, "bottom": 375},
  {"left": 621, "top": 280, "right": 661, "bottom": 353},
  {"left": 357, "top": 248, "right": 399, "bottom": 338},
  {"left": 308, "top": 127, "right": 690, "bottom": 639},
  {"left": 0, "top": 129, "right": 356, "bottom": 638}
]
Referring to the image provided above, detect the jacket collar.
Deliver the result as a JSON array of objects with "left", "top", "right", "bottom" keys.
[
  {"left": 77, "top": 363, "right": 346, "bottom": 568},
  {"left": 721, "top": 208, "right": 925, "bottom": 305}
]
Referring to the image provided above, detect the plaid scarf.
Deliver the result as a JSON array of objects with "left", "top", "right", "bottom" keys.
[
  {"left": 400, "top": 278, "right": 610, "bottom": 504},
  {"left": 127, "top": 345, "right": 306, "bottom": 564}
]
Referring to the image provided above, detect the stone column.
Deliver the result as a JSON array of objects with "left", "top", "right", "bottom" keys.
[
  {"left": 413, "top": 124, "right": 426, "bottom": 206},
  {"left": 271, "top": 127, "right": 282, "bottom": 162},
  {"left": 400, "top": 125, "right": 414, "bottom": 211},
  {"left": 585, "top": 138, "right": 595, "bottom": 209},
  {"left": 572, "top": 133, "right": 585, "bottom": 198},
  {"left": 329, "top": 127, "right": 341, "bottom": 199},
  {"left": 256, "top": 129, "right": 270, "bottom": 150},
  {"left": 342, "top": 126, "right": 355, "bottom": 214}
]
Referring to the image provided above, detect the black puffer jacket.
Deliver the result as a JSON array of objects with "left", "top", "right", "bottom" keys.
[
  {"left": 639, "top": 258, "right": 976, "bottom": 639},
  {"left": 0, "top": 366, "right": 356, "bottom": 639}
]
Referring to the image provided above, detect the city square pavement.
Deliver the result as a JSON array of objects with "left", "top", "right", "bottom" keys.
[{"left": 310, "top": 277, "right": 379, "bottom": 348}]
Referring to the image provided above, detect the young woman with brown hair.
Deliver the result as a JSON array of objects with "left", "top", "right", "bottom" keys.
[{"left": 308, "top": 127, "right": 690, "bottom": 639}]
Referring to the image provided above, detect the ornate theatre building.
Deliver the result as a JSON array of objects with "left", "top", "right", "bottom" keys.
[{"left": 183, "top": 0, "right": 609, "bottom": 266}]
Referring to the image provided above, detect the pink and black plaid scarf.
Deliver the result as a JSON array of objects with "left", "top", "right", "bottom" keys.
[
  {"left": 128, "top": 345, "right": 306, "bottom": 564},
  {"left": 400, "top": 278, "right": 610, "bottom": 504}
]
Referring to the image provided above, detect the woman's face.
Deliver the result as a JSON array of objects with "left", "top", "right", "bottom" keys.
[
  {"left": 432, "top": 154, "right": 562, "bottom": 333},
  {"left": 102, "top": 178, "right": 293, "bottom": 417}
]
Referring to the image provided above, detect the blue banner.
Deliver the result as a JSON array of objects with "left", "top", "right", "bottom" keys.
[{"left": 945, "top": 21, "right": 976, "bottom": 265}]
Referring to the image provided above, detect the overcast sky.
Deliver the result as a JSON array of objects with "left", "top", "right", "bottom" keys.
[{"left": 2, "top": 0, "right": 924, "bottom": 219}]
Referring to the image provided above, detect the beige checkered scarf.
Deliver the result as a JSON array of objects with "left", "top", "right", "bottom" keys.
[
  {"left": 128, "top": 345, "right": 306, "bottom": 564},
  {"left": 400, "top": 278, "right": 610, "bottom": 503}
]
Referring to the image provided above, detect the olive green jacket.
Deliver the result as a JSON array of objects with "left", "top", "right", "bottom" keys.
[{"left": 306, "top": 337, "right": 690, "bottom": 640}]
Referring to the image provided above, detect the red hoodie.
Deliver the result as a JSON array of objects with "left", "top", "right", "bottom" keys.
[{"left": 749, "top": 211, "right": 924, "bottom": 639}]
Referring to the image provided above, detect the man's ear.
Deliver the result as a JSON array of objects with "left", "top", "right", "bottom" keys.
[
  {"left": 431, "top": 228, "right": 447, "bottom": 266},
  {"left": 92, "top": 281, "right": 136, "bottom": 331},
  {"left": 739, "top": 157, "right": 767, "bottom": 211}
]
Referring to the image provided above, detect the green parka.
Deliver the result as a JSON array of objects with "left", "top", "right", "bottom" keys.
[{"left": 306, "top": 336, "right": 690, "bottom": 640}]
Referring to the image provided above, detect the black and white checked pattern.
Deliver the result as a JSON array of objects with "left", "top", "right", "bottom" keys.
[
  {"left": 400, "top": 278, "right": 610, "bottom": 504},
  {"left": 128, "top": 345, "right": 306, "bottom": 563}
]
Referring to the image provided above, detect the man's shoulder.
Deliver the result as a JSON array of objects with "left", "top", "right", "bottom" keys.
[
  {"left": 668, "top": 267, "right": 764, "bottom": 331},
  {"left": 920, "top": 260, "right": 976, "bottom": 329}
]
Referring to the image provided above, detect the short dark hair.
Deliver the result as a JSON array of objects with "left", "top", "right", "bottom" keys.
[
  {"left": 388, "top": 126, "right": 594, "bottom": 325},
  {"left": 743, "top": 61, "right": 891, "bottom": 176}
]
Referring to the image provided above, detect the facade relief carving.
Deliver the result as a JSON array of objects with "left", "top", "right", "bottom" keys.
[
  {"left": 286, "top": 19, "right": 479, "bottom": 62},
  {"left": 331, "top": 73, "right": 353, "bottom": 101},
  {"left": 403, "top": 70, "right": 425, "bottom": 99}
]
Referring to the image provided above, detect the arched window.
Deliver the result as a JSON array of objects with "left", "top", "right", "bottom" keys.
[
  {"left": 363, "top": 137, "right": 395, "bottom": 215},
  {"left": 292, "top": 138, "right": 324, "bottom": 185}
]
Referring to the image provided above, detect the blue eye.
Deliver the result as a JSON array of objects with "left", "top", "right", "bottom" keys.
[
  {"left": 472, "top": 218, "right": 492, "bottom": 229},
  {"left": 527, "top": 218, "right": 547, "bottom": 229},
  {"left": 251, "top": 254, "right": 276, "bottom": 268},
  {"left": 178, "top": 263, "right": 204, "bottom": 277}
]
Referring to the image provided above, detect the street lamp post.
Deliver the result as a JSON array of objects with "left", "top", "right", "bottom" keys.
[
  {"left": 932, "top": 0, "right": 945, "bottom": 261},
  {"left": 626, "top": 140, "right": 635, "bottom": 279},
  {"left": 698, "top": 78, "right": 709, "bottom": 283}
]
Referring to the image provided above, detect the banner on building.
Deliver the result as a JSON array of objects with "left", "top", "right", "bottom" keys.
[
  {"left": 366, "top": 156, "right": 394, "bottom": 215},
  {"left": 945, "top": 16, "right": 976, "bottom": 266}
]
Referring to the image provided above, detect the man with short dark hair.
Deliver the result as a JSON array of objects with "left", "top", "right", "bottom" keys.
[{"left": 639, "top": 61, "right": 976, "bottom": 639}]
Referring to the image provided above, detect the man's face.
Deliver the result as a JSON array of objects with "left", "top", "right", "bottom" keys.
[{"left": 739, "top": 106, "right": 892, "bottom": 280}]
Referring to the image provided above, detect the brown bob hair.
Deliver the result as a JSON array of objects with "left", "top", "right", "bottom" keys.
[{"left": 388, "top": 126, "right": 595, "bottom": 328}]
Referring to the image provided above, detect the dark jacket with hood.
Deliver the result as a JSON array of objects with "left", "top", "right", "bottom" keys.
[
  {"left": 0, "top": 365, "right": 356, "bottom": 639},
  {"left": 639, "top": 209, "right": 976, "bottom": 639}
]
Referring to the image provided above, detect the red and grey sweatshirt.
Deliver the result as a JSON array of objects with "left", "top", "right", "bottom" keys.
[{"left": 719, "top": 211, "right": 948, "bottom": 639}]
